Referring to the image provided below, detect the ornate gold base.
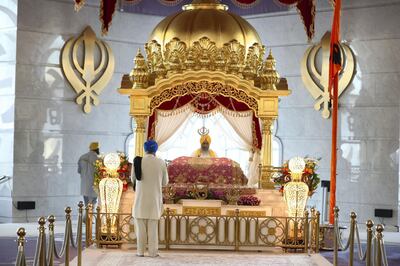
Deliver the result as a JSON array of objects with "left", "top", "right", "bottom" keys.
[
  {"left": 259, "top": 165, "right": 281, "bottom": 189},
  {"left": 260, "top": 179, "right": 275, "bottom": 189}
]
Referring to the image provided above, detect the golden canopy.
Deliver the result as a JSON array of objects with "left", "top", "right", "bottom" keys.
[
  {"left": 149, "top": 0, "right": 262, "bottom": 55},
  {"left": 120, "top": 0, "right": 287, "bottom": 91},
  {"left": 119, "top": 0, "right": 291, "bottom": 189}
]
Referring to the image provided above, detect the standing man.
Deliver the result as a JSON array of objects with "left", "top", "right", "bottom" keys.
[
  {"left": 133, "top": 140, "right": 169, "bottom": 257},
  {"left": 78, "top": 142, "right": 99, "bottom": 206}
]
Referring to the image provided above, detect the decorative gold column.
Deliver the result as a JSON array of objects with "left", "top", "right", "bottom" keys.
[
  {"left": 260, "top": 118, "right": 275, "bottom": 189},
  {"left": 133, "top": 115, "right": 147, "bottom": 157}
]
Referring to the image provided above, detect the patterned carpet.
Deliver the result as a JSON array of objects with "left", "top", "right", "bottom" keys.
[
  {"left": 70, "top": 248, "right": 330, "bottom": 266},
  {"left": 2, "top": 234, "right": 399, "bottom": 266}
]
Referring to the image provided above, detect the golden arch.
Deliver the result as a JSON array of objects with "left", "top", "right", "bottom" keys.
[
  {"left": 120, "top": 71, "right": 288, "bottom": 116},
  {"left": 119, "top": 70, "right": 290, "bottom": 189},
  {"left": 149, "top": 80, "right": 258, "bottom": 115}
]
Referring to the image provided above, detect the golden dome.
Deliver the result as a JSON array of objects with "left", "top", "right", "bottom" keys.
[
  {"left": 148, "top": 0, "right": 262, "bottom": 54},
  {"left": 121, "top": 0, "right": 285, "bottom": 91}
]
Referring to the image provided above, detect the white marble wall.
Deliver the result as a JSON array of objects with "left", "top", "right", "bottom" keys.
[
  {"left": 247, "top": 0, "right": 400, "bottom": 225},
  {"left": 5, "top": 0, "right": 400, "bottom": 227},
  {"left": 0, "top": 0, "right": 17, "bottom": 222},
  {"left": 10, "top": 0, "right": 162, "bottom": 222}
]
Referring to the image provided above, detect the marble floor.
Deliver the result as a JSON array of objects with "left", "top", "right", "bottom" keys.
[
  {"left": 70, "top": 248, "right": 331, "bottom": 266},
  {"left": 2, "top": 222, "right": 400, "bottom": 265}
]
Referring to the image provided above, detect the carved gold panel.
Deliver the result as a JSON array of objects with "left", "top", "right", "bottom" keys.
[
  {"left": 61, "top": 26, "right": 115, "bottom": 113},
  {"left": 225, "top": 210, "right": 266, "bottom": 217},
  {"left": 301, "top": 31, "right": 356, "bottom": 119},
  {"left": 163, "top": 209, "right": 177, "bottom": 215},
  {"left": 182, "top": 207, "right": 221, "bottom": 216},
  {"left": 258, "top": 98, "right": 278, "bottom": 117}
]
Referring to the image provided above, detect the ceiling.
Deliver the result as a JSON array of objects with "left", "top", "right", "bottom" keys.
[{"left": 119, "top": 0, "right": 289, "bottom": 16}]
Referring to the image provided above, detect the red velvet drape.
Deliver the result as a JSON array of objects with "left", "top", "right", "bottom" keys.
[
  {"left": 73, "top": 0, "right": 85, "bottom": 11},
  {"left": 100, "top": 0, "right": 117, "bottom": 35},
  {"left": 147, "top": 93, "right": 262, "bottom": 150}
]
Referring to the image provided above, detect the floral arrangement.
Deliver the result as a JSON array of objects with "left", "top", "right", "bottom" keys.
[
  {"left": 93, "top": 152, "right": 130, "bottom": 192},
  {"left": 237, "top": 195, "right": 261, "bottom": 206},
  {"left": 274, "top": 157, "right": 321, "bottom": 197}
]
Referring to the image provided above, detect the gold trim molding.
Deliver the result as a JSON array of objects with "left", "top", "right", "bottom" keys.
[
  {"left": 126, "top": 40, "right": 282, "bottom": 91},
  {"left": 149, "top": 81, "right": 258, "bottom": 114},
  {"left": 119, "top": 70, "right": 290, "bottom": 118},
  {"left": 182, "top": 206, "right": 221, "bottom": 216}
]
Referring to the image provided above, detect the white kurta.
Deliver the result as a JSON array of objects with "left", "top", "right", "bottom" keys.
[
  {"left": 133, "top": 154, "right": 169, "bottom": 220},
  {"left": 77, "top": 151, "right": 98, "bottom": 197}
]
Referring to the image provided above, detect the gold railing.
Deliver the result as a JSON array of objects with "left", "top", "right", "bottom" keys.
[
  {"left": 86, "top": 207, "right": 321, "bottom": 253},
  {"left": 15, "top": 202, "right": 84, "bottom": 266},
  {"left": 333, "top": 206, "right": 389, "bottom": 266}
]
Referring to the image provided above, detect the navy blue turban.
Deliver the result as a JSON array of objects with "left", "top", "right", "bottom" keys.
[{"left": 144, "top": 140, "right": 158, "bottom": 153}]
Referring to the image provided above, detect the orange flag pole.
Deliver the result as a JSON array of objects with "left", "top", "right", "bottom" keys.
[
  {"left": 328, "top": 0, "right": 342, "bottom": 224},
  {"left": 329, "top": 75, "right": 339, "bottom": 224}
]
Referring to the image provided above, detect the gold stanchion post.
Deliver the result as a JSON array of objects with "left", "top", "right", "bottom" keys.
[
  {"left": 366, "top": 220, "right": 374, "bottom": 266},
  {"left": 85, "top": 203, "right": 92, "bottom": 247},
  {"left": 375, "top": 224, "right": 384, "bottom": 266},
  {"left": 333, "top": 207, "right": 339, "bottom": 266},
  {"left": 38, "top": 217, "right": 46, "bottom": 266},
  {"left": 47, "top": 215, "right": 56, "bottom": 266},
  {"left": 16, "top": 228, "right": 26, "bottom": 266},
  {"left": 77, "top": 201, "right": 84, "bottom": 266},
  {"left": 64, "top": 207, "right": 72, "bottom": 266},
  {"left": 349, "top": 212, "right": 357, "bottom": 266}
]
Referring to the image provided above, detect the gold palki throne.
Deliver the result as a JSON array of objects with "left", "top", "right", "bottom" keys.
[{"left": 119, "top": 0, "right": 291, "bottom": 189}]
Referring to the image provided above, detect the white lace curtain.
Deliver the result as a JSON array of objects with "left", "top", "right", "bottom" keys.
[
  {"left": 152, "top": 106, "right": 260, "bottom": 187},
  {"left": 220, "top": 110, "right": 260, "bottom": 187},
  {"left": 154, "top": 107, "right": 193, "bottom": 150}
]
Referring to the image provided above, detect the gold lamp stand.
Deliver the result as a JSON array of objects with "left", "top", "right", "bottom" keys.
[
  {"left": 99, "top": 153, "right": 123, "bottom": 234},
  {"left": 283, "top": 157, "right": 309, "bottom": 239}
]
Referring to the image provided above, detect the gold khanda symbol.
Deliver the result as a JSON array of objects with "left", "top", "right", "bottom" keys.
[
  {"left": 61, "top": 26, "right": 115, "bottom": 113},
  {"left": 301, "top": 31, "right": 356, "bottom": 119}
]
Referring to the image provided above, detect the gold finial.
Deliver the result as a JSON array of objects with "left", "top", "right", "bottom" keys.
[
  {"left": 47, "top": 215, "right": 56, "bottom": 224},
  {"left": 183, "top": 0, "right": 228, "bottom": 11},
  {"left": 366, "top": 220, "right": 374, "bottom": 229},
  {"left": 47, "top": 215, "right": 55, "bottom": 231},
  {"left": 17, "top": 228, "right": 26, "bottom": 247},
  {"left": 260, "top": 49, "right": 280, "bottom": 90},
  {"left": 130, "top": 49, "right": 149, "bottom": 89},
  {"left": 38, "top": 217, "right": 46, "bottom": 227}
]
